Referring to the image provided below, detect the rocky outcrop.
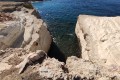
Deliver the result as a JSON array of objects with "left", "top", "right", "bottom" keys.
[
  {"left": 66, "top": 56, "right": 120, "bottom": 80},
  {"left": 1, "top": 49, "right": 120, "bottom": 80},
  {"left": 0, "top": 14, "right": 24, "bottom": 49},
  {"left": 0, "top": 8, "right": 52, "bottom": 52},
  {"left": 75, "top": 15, "right": 120, "bottom": 66},
  {"left": 0, "top": 48, "right": 45, "bottom": 80},
  {"left": 0, "top": 48, "right": 67, "bottom": 80},
  {"left": 14, "top": 8, "right": 52, "bottom": 52},
  {"left": 2, "top": 1, "right": 120, "bottom": 80}
]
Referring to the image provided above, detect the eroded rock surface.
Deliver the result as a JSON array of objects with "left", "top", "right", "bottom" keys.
[
  {"left": 39, "top": 58, "right": 68, "bottom": 80},
  {"left": 75, "top": 15, "right": 120, "bottom": 66},
  {"left": 0, "top": 48, "right": 67, "bottom": 80},
  {"left": 67, "top": 56, "right": 120, "bottom": 80},
  {"left": 1, "top": 48, "right": 120, "bottom": 80},
  {"left": 2, "top": 2, "right": 120, "bottom": 80},
  {"left": 0, "top": 15, "right": 24, "bottom": 49},
  {"left": 0, "top": 8, "right": 52, "bottom": 52},
  {"left": 0, "top": 48, "right": 43, "bottom": 80}
]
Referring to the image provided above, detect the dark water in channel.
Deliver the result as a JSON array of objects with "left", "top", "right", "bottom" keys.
[{"left": 32, "top": 0, "right": 120, "bottom": 59}]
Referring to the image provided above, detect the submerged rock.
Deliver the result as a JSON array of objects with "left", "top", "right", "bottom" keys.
[{"left": 75, "top": 15, "right": 120, "bottom": 66}]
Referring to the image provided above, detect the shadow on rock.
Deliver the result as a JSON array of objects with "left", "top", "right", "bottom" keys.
[{"left": 48, "top": 42, "right": 66, "bottom": 63}]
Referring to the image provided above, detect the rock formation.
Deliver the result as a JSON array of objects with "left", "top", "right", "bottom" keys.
[
  {"left": 1, "top": 48, "right": 120, "bottom": 80},
  {"left": 0, "top": 48, "right": 67, "bottom": 80},
  {"left": 0, "top": 7, "right": 52, "bottom": 53},
  {"left": 1, "top": 1, "right": 120, "bottom": 80},
  {"left": 39, "top": 58, "right": 68, "bottom": 80},
  {"left": 0, "top": 12, "right": 25, "bottom": 49},
  {"left": 75, "top": 15, "right": 120, "bottom": 66},
  {"left": 66, "top": 56, "right": 120, "bottom": 80},
  {"left": 0, "top": 48, "right": 46, "bottom": 80},
  {"left": 16, "top": 50, "right": 47, "bottom": 74}
]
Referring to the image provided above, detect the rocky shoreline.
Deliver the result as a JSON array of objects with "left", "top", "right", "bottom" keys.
[
  {"left": 0, "top": 1, "right": 120, "bottom": 80},
  {"left": 1, "top": 48, "right": 120, "bottom": 80}
]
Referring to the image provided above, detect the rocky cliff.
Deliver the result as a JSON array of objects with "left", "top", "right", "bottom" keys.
[
  {"left": 75, "top": 15, "right": 120, "bottom": 66},
  {"left": 0, "top": 3, "right": 52, "bottom": 52},
  {"left": 1, "top": 1, "right": 120, "bottom": 80}
]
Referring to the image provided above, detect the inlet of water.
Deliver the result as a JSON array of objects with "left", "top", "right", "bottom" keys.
[{"left": 32, "top": 0, "right": 120, "bottom": 61}]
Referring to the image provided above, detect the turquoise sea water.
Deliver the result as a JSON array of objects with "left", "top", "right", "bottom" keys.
[{"left": 32, "top": 0, "right": 120, "bottom": 59}]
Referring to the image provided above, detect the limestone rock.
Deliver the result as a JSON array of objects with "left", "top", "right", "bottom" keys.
[
  {"left": 39, "top": 58, "right": 68, "bottom": 80},
  {"left": 0, "top": 48, "right": 43, "bottom": 80},
  {"left": 13, "top": 8, "right": 52, "bottom": 52},
  {"left": 0, "top": 48, "right": 27, "bottom": 74},
  {"left": 0, "top": 18, "right": 25, "bottom": 49},
  {"left": 75, "top": 15, "right": 120, "bottom": 66},
  {"left": 0, "top": 8, "right": 52, "bottom": 53},
  {"left": 0, "top": 48, "right": 68, "bottom": 80},
  {"left": 16, "top": 50, "right": 47, "bottom": 74},
  {"left": 66, "top": 56, "right": 120, "bottom": 80},
  {"left": 1, "top": 48, "right": 120, "bottom": 80}
]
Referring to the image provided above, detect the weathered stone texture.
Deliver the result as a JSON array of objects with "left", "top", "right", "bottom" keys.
[{"left": 75, "top": 15, "right": 120, "bottom": 66}]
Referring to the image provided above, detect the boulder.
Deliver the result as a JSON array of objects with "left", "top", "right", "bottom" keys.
[
  {"left": 0, "top": 8, "right": 52, "bottom": 53},
  {"left": 75, "top": 15, "right": 120, "bottom": 66},
  {"left": 13, "top": 8, "right": 52, "bottom": 52}
]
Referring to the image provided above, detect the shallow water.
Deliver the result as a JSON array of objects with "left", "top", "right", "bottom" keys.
[{"left": 32, "top": 0, "right": 120, "bottom": 58}]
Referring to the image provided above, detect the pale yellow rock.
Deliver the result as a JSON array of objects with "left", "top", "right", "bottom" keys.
[
  {"left": 0, "top": 53, "right": 14, "bottom": 73},
  {"left": 13, "top": 10, "right": 52, "bottom": 53},
  {"left": 0, "top": 63, "right": 12, "bottom": 73},
  {"left": 75, "top": 15, "right": 120, "bottom": 66},
  {"left": 0, "top": 9, "right": 52, "bottom": 53}
]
